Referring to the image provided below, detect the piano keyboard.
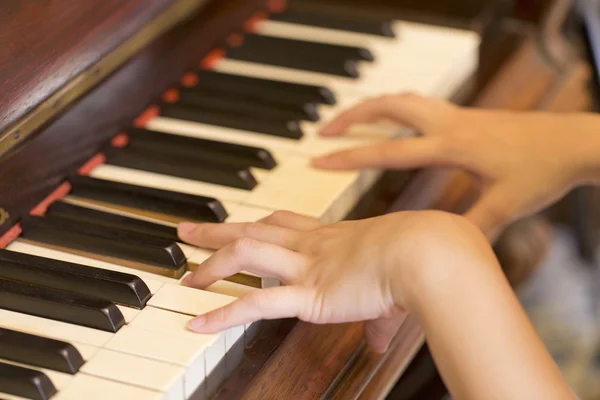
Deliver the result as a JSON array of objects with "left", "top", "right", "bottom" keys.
[{"left": 0, "top": 3, "right": 479, "bottom": 399}]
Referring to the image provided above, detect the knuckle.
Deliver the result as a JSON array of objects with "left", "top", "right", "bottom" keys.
[{"left": 231, "top": 237, "right": 256, "bottom": 256}]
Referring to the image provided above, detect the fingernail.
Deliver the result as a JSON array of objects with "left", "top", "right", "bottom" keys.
[
  {"left": 311, "top": 155, "right": 329, "bottom": 166},
  {"left": 177, "top": 222, "right": 196, "bottom": 238},
  {"left": 320, "top": 126, "right": 334, "bottom": 136},
  {"left": 181, "top": 274, "right": 193, "bottom": 287},
  {"left": 187, "top": 315, "right": 206, "bottom": 332}
]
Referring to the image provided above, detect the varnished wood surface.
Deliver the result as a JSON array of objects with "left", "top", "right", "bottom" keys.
[
  {"left": 0, "top": 1, "right": 174, "bottom": 136},
  {"left": 0, "top": 0, "right": 267, "bottom": 234}
]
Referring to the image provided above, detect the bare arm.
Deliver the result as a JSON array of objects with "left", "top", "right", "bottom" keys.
[
  {"left": 178, "top": 211, "right": 576, "bottom": 399},
  {"left": 400, "top": 228, "right": 576, "bottom": 399}
]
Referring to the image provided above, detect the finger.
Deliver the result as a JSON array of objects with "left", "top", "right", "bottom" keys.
[
  {"left": 182, "top": 238, "right": 306, "bottom": 288},
  {"left": 258, "top": 210, "right": 323, "bottom": 231},
  {"left": 465, "top": 186, "right": 521, "bottom": 242},
  {"left": 177, "top": 221, "right": 299, "bottom": 250},
  {"left": 364, "top": 314, "right": 407, "bottom": 353},
  {"left": 187, "top": 286, "right": 313, "bottom": 333},
  {"left": 312, "top": 137, "right": 441, "bottom": 170},
  {"left": 320, "top": 93, "right": 436, "bottom": 137}
]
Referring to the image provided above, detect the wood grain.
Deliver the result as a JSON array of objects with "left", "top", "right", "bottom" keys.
[
  {"left": 0, "top": 1, "right": 173, "bottom": 136},
  {"left": 0, "top": 0, "right": 267, "bottom": 234}
]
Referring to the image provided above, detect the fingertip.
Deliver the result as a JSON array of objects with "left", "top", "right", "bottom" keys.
[
  {"left": 180, "top": 273, "right": 193, "bottom": 287},
  {"left": 186, "top": 315, "right": 208, "bottom": 333},
  {"left": 177, "top": 222, "right": 197, "bottom": 240}
]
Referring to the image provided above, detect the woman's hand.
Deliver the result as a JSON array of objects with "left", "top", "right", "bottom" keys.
[
  {"left": 178, "top": 211, "right": 575, "bottom": 399},
  {"left": 313, "top": 94, "right": 600, "bottom": 240},
  {"left": 178, "top": 210, "right": 489, "bottom": 353}
]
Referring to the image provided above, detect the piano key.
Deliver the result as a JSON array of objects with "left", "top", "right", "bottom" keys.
[
  {"left": 105, "top": 326, "right": 211, "bottom": 398},
  {"left": 177, "top": 86, "right": 320, "bottom": 122},
  {"left": 0, "top": 279, "right": 125, "bottom": 333},
  {"left": 70, "top": 175, "right": 228, "bottom": 223},
  {"left": 270, "top": 6, "right": 396, "bottom": 37},
  {"left": 20, "top": 215, "right": 186, "bottom": 278},
  {"left": 5, "top": 241, "right": 168, "bottom": 293},
  {"left": 226, "top": 36, "right": 362, "bottom": 78},
  {"left": 148, "top": 284, "right": 244, "bottom": 353},
  {"left": 128, "top": 307, "right": 225, "bottom": 376},
  {"left": 55, "top": 374, "right": 163, "bottom": 400},
  {"left": 0, "top": 362, "right": 57, "bottom": 400},
  {"left": 90, "top": 154, "right": 361, "bottom": 223},
  {"left": 126, "top": 127, "right": 277, "bottom": 170},
  {"left": 235, "top": 33, "right": 375, "bottom": 62},
  {"left": 160, "top": 103, "right": 304, "bottom": 140},
  {"left": 193, "top": 69, "right": 337, "bottom": 105},
  {"left": 79, "top": 349, "right": 185, "bottom": 400},
  {"left": 0, "top": 358, "right": 74, "bottom": 393},
  {"left": 0, "top": 247, "right": 151, "bottom": 308},
  {"left": 205, "top": 279, "right": 256, "bottom": 298},
  {"left": 0, "top": 328, "right": 84, "bottom": 375},
  {"left": 46, "top": 201, "right": 179, "bottom": 242},
  {"left": 214, "top": 23, "right": 479, "bottom": 99},
  {"left": 104, "top": 146, "right": 258, "bottom": 190},
  {"left": 0, "top": 308, "right": 111, "bottom": 348}
]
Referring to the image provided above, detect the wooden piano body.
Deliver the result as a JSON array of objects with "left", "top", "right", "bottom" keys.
[{"left": 0, "top": 0, "right": 592, "bottom": 399}]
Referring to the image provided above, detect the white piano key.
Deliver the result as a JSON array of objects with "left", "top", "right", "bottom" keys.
[
  {"left": 0, "top": 394, "right": 29, "bottom": 400},
  {"left": 128, "top": 307, "right": 223, "bottom": 376},
  {"left": 55, "top": 374, "right": 164, "bottom": 400},
  {"left": 116, "top": 305, "right": 140, "bottom": 324},
  {"left": 0, "top": 309, "right": 112, "bottom": 348},
  {"left": 6, "top": 240, "right": 170, "bottom": 290},
  {"left": 148, "top": 284, "right": 244, "bottom": 353},
  {"left": 80, "top": 349, "right": 185, "bottom": 400},
  {"left": 106, "top": 326, "right": 209, "bottom": 398},
  {"left": 253, "top": 19, "right": 398, "bottom": 49},
  {"left": 205, "top": 279, "right": 256, "bottom": 298}
]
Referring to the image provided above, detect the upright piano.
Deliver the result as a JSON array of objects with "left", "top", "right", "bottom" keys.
[{"left": 0, "top": 0, "right": 588, "bottom": 399}]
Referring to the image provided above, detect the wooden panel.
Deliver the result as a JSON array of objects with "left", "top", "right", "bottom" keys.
[
  {"left": 0, "top": 0, "right": 267, "bottom": 233},
  {"left": 0, "top": 0, "right": 173, "bottom": 135}
]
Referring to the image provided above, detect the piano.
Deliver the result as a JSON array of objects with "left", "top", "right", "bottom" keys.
[{"left": 0, "top": 0, "right": 587, "bottom": 399}]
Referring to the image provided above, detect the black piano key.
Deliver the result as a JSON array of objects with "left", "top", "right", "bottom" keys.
[
  {"left": 0, "top": 362, "right": 57, "bottom": 400},
  {"left": 20, "top": 216, "right": 186, "bottom": 274},
  {"left": 161, "top": 103, "right": 303, "bottom": 140},
  {"left": 195, "top": 69, "right": 336, "bottom": 104},
  {"left": 46, "top": 202, "right": 179, "bottom": 244},
  {"left": 0, "top": 247, "right": 151, "bottom": 308},
  {"left": 70, "top": 175, "right": 228, "bottom": 223},
  {"left": 0, "top": 328, "right": 84, "bottom": 374},
  {"left": 226, "top": 40, "right": 360, "bottom": 78},
  {"left": 178, "top": 87, "right": 320, "bottom": 122},
  {"left": 104, "top": 146, "right": 258, "bottom": 190},
  {"left": 236, "top": 34, "right": 374, "bottom": 63},
  {"left": 126, "top": 128, "right": 276, "bottom": 170},
  {"left": 195, "top": 70, "right": 336, "bottom": 105},
  {"left": 271, "top": 7, "right": 396, "bottom": 38},
  {"left": 0, "top": 278, "right": 125, "bottom": 332}
]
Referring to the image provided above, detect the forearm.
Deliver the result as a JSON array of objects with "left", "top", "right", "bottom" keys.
[{"left": 400, "top": 233, "right": 576, "bottom": 400}]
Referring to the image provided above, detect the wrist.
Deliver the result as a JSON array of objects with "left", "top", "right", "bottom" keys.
[
  {"left": 389, "top": 213, "right": 495, "bottom": 313},
  {"left": 562, "top": 113, "right": 600, "bottom": 185}
]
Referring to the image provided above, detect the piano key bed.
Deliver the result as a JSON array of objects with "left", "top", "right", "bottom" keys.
[{"left": 0, "top": 1, "right": 479, "bottom": 399}]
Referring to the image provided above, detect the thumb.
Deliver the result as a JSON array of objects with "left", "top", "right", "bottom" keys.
[
  {"left": 465, "top": 186, "right": 521, "bottom": 242},
  {"left": 364, "top": 314, "right": 407, "bottom": 353},
  {"left": 320, "top": 93, "right": 440, "bottom": 137},
  {"left": 312, "top": 137, "right": 441, "bottom": 170}
]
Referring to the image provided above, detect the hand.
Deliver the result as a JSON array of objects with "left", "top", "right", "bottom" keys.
[
  {"left": 312, "top": 93, "right": 600, "bottom": 240},
  {"left": 178, "top": 210, "right": 488, "bottom": 353}
]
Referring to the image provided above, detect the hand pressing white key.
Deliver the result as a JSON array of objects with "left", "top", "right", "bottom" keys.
[{"left": 177, "top": 210, "right": 576, "bottom": 400}]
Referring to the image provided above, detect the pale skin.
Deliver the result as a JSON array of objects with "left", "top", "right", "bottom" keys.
[{"left": 176, "top": 93, "right": 600, "bottom": 399}]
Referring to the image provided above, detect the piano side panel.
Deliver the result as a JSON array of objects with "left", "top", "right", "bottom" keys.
[{"left": 0, "top": 0, "right": 267, "bottom": 233}]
